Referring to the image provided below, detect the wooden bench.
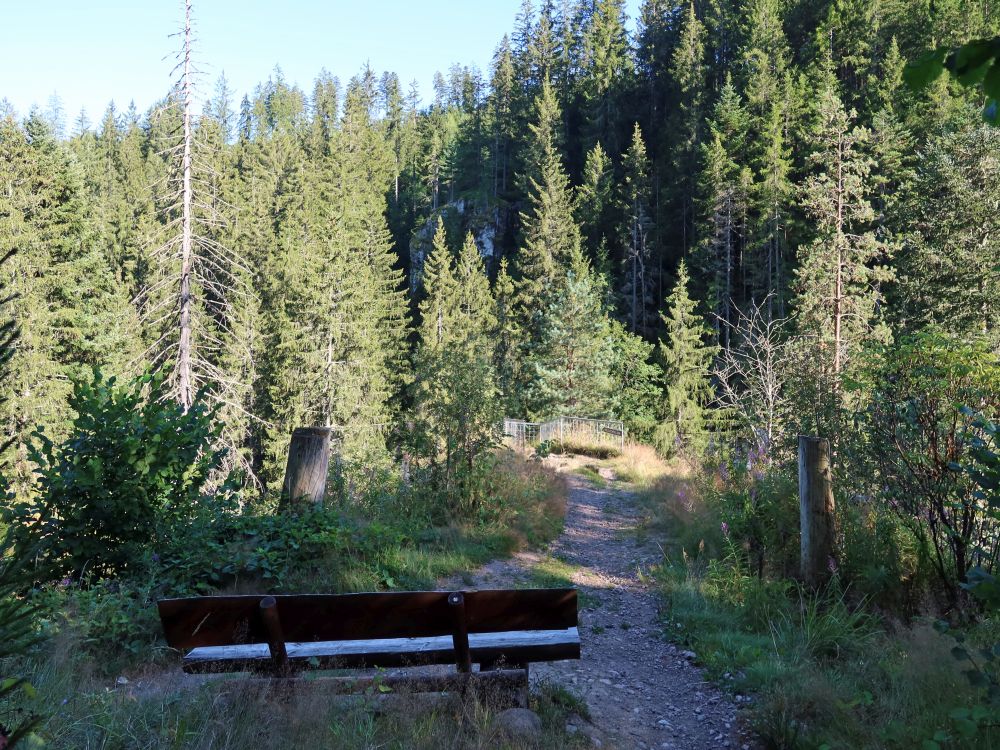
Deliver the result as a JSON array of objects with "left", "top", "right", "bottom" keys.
[{"left": 158, "top": 588, "right": 580, "bottom": 700}]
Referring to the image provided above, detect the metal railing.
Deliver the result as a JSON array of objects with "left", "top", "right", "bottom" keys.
[
  {"left": 502, "top": 415, "right": 625, "bottom": 452},
  {"left": 502, "top": 418, "right": 540, "bottom": 449}
]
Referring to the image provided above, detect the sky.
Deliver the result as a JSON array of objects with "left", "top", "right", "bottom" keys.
[{"left": 1, "top": 0, "right": 641, "bottom": 129}]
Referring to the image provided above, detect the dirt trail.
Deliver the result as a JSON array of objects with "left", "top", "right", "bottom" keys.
[{"left": 451, "top": 463, "right": 746, "bottom": 750}]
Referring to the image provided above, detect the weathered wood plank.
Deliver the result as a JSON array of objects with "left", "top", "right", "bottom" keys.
[
  {"left": 159, "top": 588, "right": 577, "bottom": 650},
  {"left": 181, "top": 627, "right": 581, "bottom": 674}
]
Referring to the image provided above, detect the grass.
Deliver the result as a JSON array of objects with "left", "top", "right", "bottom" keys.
[
  {"left": 637, "top": 458, "right": 1000, "bottom": 750},
  {"left": 7, "top": 450, "right": 579, "bottom": 748},
  {"left": 656, "top": 561, "right": 998, "bottom": 749},
  {"left": 609, "top": 442, "right": 672, "bottom": 488},
  {"left": 528, "top": 555, "right": 580, "bottom": 589},
  {"left": 573, "top": 463, "right": 607, "bottom": 487},
  {"left": 547, "top": 438, "right": 622, "bottom": 459},
  {"left": 527, "top": 556, "right": 599, "bottom": 610},
  {"left": 13, "top": 635, "right": 594, "bottom": 749}
]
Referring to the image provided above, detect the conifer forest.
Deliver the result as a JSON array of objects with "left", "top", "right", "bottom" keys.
[{"left": 1, "top": 1, "right": 999, "bottom": 749}]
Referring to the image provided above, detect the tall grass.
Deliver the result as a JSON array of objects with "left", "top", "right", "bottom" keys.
[
  {"left": 13, "top": 634, "right": 592, "bottom": 749},
  {"left": 646, "top": 463, "right": 1000, "bottom": 749}
]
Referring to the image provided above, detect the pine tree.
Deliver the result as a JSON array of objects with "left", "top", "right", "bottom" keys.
[
  {"left": 527, "top": 254, "right": 614, "bottom": 419},
  {"left": 620, "top": 123, "right": 656, "bottom": 337},
  {"left": 514, "top": 79, "right": 580, "bottom": 341},
  {"left": 669, "top": 3, "right": 709, "bottom": 256},
  {"left": 694, "top": 77, "right": 752, "bottom": 349},
  {"left": 657, "top": 260, "right": 716, "bottom": 456},
  {"left": 795, "top": 67, "right": 891, "bottom": 379}
]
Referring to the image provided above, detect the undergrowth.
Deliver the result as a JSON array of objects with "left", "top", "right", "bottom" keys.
[
  {"left": 12, "top": 635, "right": 592, "bottom": 750},
  {"left": 14, "top": 450, "right": 568, "bottom": 671},
  {"left": 637, "top": 456, "right": 1000, "bottom": 749}
]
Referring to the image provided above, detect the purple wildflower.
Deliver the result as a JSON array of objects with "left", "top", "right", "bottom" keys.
[
  {"left": 828, "top": 557, "right": 839, "bottom": 574},
  {"left": 721, "top": 522, "right": 730, "bottom": 538}
]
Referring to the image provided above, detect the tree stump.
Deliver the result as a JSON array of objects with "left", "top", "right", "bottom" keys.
[
  {"left": 799, "top": 435, "right": 836, "bottom": 586},
  {"left": 281, "top": 427, "right": 332, "bottom": 509}
]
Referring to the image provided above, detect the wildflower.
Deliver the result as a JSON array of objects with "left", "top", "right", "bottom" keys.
[
  {"left": 828, "top": 557, "right": 839, "bottom": 574},
  {"left": 721, "top": 522, "right": 729, "bottom": 538},
  {"left": 59, "top": 578, "right": 71, "bottom": 588},
  {"left": 151, "top": 553, "right": 160, "bottom": 563}
]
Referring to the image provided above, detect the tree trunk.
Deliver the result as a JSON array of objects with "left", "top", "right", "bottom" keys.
[
  {"left": 281, "top": 427, "right": 333, "bottom": 509},
  {"left": 177, "top": 0, "right": 194, "bottom": 411}
]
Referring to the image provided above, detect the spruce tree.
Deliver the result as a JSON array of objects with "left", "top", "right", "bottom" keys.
[
  {"left": 795, "top": 67, "right": 891, "bottom": 379},
  {"left": 740, "top": 0, "right": 794, "bottom": 315},
  {"left": 418, "top": 219, "right": 459, "bottom": 347},
  {"left": 669, "top": 3, "right": 708, "bottom": 256},
  {"left": 579, "top": 0, "right": 632, "bottom": 155},
  {"left": 412, "top": 227, "right": 499, "bottom": 502},
  {"left": 695, "top": 77, "right": 752, "bottom": 349},
  {"left": 527, "top": 252, "right": 614, "bottom": 419},
  {"left": 620, "top": 123, "right": 656, "bottom": 337},
  {"left": 514, "top": 79, "right": 580, "bottom": 342},
  {"left": 657, "top": 260, "right": 716, "bottom": 457},
  {"left": 576, "top": 141, "right": 614, "bottom": 275},
  {"left": 493, "top": 258, "right": 522, "bottom": 413},
  {"left": 897, "top": 113, "right": 1000, "bottom": 341}
]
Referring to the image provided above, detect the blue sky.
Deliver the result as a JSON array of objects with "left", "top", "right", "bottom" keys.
[{"left": 1, "top": 0, "right": 640, "bottom": 127}]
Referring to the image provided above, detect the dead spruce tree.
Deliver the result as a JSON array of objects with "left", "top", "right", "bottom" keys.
[{"left": 136, "top": 0, "right": 260, "bottom": 483}]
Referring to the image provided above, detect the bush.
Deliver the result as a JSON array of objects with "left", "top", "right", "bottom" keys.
[
  {"left": 5, "top": 369, "right": 228, "bottom": 582},
  {"left": 722, "top": 464, "right": 798, "bottom": 579},
  {"left": 0, "top": 530, "right": 45, "bottom": 748},
  {"left": 853, "top": 332, "right": 1000, "bottom": 608}
]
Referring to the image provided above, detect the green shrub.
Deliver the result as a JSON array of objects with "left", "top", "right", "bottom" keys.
[
  {"left": 5, "top": 369, "right": 228, "bottom": 582},
  {"left": 0, "top": 531, "right": 45, "bottom": 748},
  {"left": 705, "top": 460, "right": 799, "bottom": 579},
  {"left": 853, "top": 332, "right": 1000, "bottom": 608}
]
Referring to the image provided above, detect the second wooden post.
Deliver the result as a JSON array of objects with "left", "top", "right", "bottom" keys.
[{"left": 799, "top": 435, "right": 836, "bottom": 587}]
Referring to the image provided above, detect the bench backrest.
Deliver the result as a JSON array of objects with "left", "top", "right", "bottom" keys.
[{"left": 158, "top": 588, "right": 577, "bottom": 650}]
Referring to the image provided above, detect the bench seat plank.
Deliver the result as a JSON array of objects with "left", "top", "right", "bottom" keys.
[
  {"left": 159, "top": 589, "right": 577, "bottom": 650},
  {"left": 182, "top": 627, "right": 581, "bottom": 673}
]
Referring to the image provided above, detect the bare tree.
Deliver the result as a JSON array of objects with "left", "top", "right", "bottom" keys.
[
  {"left": 135, "top": 0, "right": 262, "bottom": 484},
  {"left": 713, "top": 296, "right": 789, "bottom": 462}
]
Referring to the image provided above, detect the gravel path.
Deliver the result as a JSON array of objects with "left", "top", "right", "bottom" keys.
[{"left": 451, "top": 465, "right": 747, "bottom": 750}]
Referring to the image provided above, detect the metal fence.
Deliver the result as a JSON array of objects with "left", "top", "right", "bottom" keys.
[
  {"left": 503, "top": 418, "right": 540, "bottom": 450},
  {"left": 503, "top": 415, "right": 625, "bottom": 452}
]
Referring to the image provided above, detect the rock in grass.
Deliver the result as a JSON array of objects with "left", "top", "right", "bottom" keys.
[{"left": 496, "top": 707, "right": 543, "bottom": 740}]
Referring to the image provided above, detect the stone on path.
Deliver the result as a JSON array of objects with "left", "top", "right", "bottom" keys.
[{"left": 495, "top": 707, "right": 543, "bottom": 741}]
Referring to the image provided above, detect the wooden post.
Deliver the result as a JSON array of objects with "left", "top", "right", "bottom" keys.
[
  {"left": 448, "top": 591, "right": 472, "bottom": 673},
  {"left": 799, "top": 436, "right": 836, "bottom": 587},
  {"left": 259, "top": 596, "right": 289, "bottom": 676},
  {"left": 281, "top": 427, "right": 332, "bottom": 508}
]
